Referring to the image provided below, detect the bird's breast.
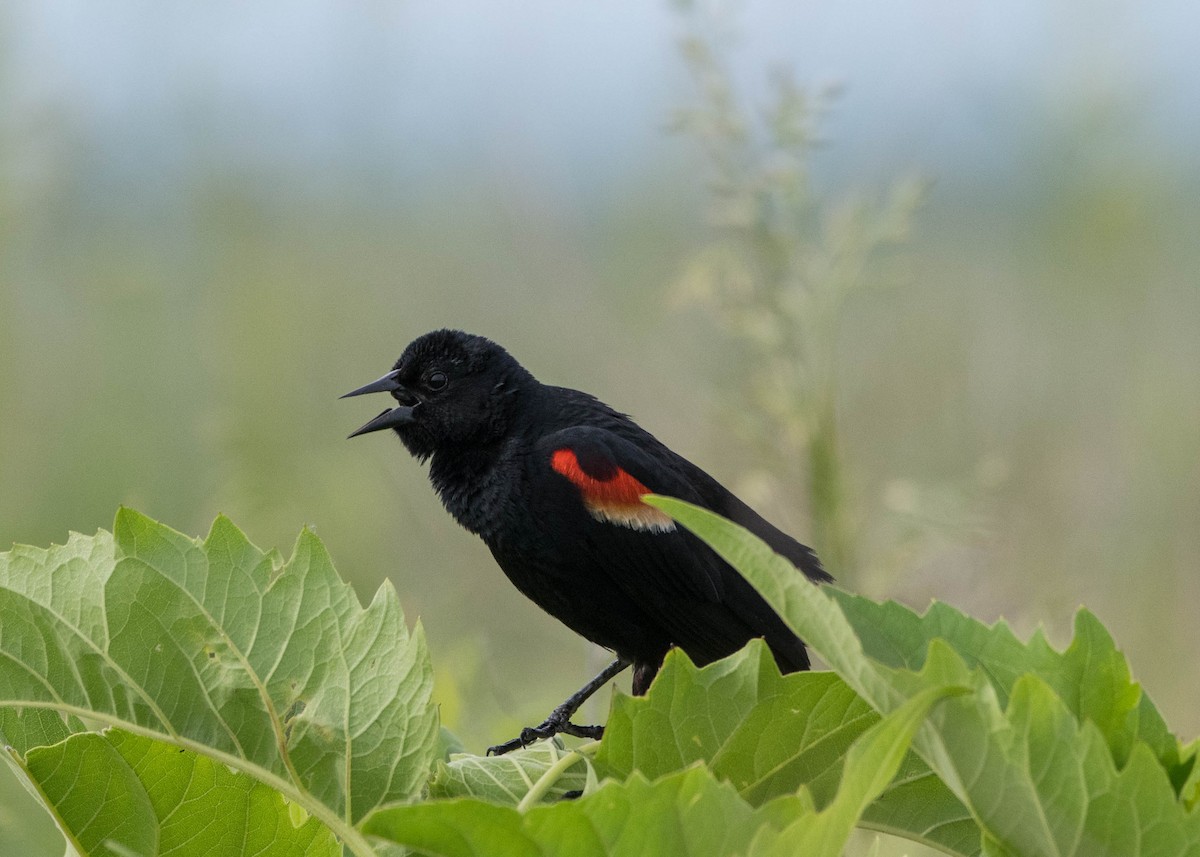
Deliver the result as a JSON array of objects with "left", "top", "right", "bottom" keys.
[{"left": 427, "top": 439, "right": 533, "bottom": 541}]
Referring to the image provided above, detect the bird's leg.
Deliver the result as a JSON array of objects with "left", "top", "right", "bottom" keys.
[
  {"left": 487, "top": 657, "right": 630, "bottom": 755},
  {"left": 631, "top": 658, "right": 662, "bottom": 696}
]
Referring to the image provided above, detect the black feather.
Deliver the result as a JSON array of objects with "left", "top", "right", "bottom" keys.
[{"left": 350, "top": 330, "right": 830, "bottom": 695}]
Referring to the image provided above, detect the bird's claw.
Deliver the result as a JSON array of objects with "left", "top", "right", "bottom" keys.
[{"left": 486, "top": 717, "right": 604, "bottom": 756}]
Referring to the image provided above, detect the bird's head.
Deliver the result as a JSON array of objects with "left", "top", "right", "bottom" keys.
[{"left": 342, "top": 329, "right": 531, "bottom": 461}]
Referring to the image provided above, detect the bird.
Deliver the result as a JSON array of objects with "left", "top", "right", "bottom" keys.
[{"left": 343, "top": 329, "right": 831, "bottom": 754}]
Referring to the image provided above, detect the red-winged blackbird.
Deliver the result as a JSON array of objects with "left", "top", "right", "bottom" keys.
[{"left": 344, "top": 329, "right": 830, "bottom": 754}]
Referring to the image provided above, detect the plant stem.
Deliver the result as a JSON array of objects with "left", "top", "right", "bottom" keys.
[
  {"left": 516, "top": 741, "right": 600, "bottom": 814},
  {"left": 808, "top": 398, "right": 854, "bottom": 575}
]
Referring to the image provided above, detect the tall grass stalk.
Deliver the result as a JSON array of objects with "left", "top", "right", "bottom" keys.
[{"left": 671, "top": 0, "right": 924, "bottom": 577}]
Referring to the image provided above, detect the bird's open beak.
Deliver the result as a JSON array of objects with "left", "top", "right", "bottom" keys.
[
  {"left": 342, "top": 369, "right": 417, "bottom": 438},
  {"left": 342, "top": 369, "right": 404, "bottom": 399},
  {"left": 346, "top": 406, "right": 415, "bottom": 438}
]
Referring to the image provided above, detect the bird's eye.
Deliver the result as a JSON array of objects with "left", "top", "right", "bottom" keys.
[{"left": 426, "top": 371, "right": 448, "bottom": 391}]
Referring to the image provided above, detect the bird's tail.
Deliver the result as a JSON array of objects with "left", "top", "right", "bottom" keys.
[{"left": 766, "top": 627, "right": 812, "bottom": 673}]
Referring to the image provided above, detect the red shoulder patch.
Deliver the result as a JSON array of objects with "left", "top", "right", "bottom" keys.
[{"left": 550, "top": 448, "right": 675, "bottom": 533}]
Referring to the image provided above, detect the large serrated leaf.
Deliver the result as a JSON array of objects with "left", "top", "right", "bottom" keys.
[
  {"left": 594, "top": 639, "right": 878, "bottom": 804},
  {"left": 8, "top": 729, "right": 338, "bottom": 857},
  {"left": 824, "top": 590, "right": 1180, "bottom": 775},
  {"left": 366, "top": 765, "right": 805, "bottom": 857},
  {"left": 593, "top": 637, "right": 979, "bottom": 855},
  {"left": 861, "top": 752, "right": 982, "bottom": 856},
  {"left": 647, "top": 495, "right": 1200, "bottom": 857},
  {"left": 0, "top": 510, "right": 439, "bottom": 846},
  {"left": 748, "top": 686, "right": 965, "bottom": 856},
  {"left": 367, "top": 684, "right": 953, "bottom": 857}
]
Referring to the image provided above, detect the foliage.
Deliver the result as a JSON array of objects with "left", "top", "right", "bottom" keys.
[
  {"left": 0, "top": 509, "right": 437, "bottom": 856},
  {"left": 671, "top": 0, "right": 927, "bottom": 577},
  {"left": 644, "top": 495, "right": 1200, "bottom": 857},
  {"left": 1, "top": 509, "right": 1196, "bottom": 855}
]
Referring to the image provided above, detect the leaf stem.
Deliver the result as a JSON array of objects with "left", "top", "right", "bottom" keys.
[{"left": 516, "top": 740, "right": 600, "bottom": 813}]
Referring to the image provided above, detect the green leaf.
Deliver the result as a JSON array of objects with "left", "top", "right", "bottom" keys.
[
  {"left": 594, "top": 639, "right": 878, "bottom": 806},
  {"left": 370, "top": 684, "right": 953, "bottom": 857},
  {"left": 749, "top": 686, "right": 964, "bottom": 856},
  {"left": 591, "top": 634, "right": 978, "bottom": 854},
  {"left": 0, "top": 708, "right": 81, "bottom": 756},
  {"left": 823, "top": 590, "right": 1181, "bottom": 775},
  {"left": 366, "top": 766, "right": 806, "bottom": 857},
  {"left": 860, "top": 752, "right": 982, "bottom": 856},
  {"left": 429, "top": 741, "right": 592, "bottom": 805},
  {"left": 435, "top": 726, "right": 467, "bottom": 762},
  {"left": 647, "top": 495, "right": 1200, "bottom": 857},
  {"left": 1180, "top": 739, "right": 1200, "bottom": 811},
  {"left": 367, "top": 798, "right": 542, "bottom": 857},
  {"left": 9, "top": 729, "right": 337, "bottom": 857},
  {"left": 594, "top": 638, "right": 979, "bottom": 854},
  {"left": 0, "top": 510, "right": 439, "bottom": 847}
]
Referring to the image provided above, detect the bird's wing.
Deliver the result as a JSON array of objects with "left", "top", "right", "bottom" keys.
[
  {"left": 538, "top": 422, "right": 832, "bottom": 670},
  {"left": 536, "top": 425, "right": 723, "bottom": 601},
  {"left": 535, "top": 425, "right": 808, "bottom": 667},
  {"left": 587, "top": 409, "right": 830, "bottom": 583}
]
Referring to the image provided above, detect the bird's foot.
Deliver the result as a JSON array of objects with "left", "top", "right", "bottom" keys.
[
  {"left": 486, "top": 716, "right": 604, "bottom": 756},
  {"left": 486, "top": 658, "right": 627, "bottom": 755}
]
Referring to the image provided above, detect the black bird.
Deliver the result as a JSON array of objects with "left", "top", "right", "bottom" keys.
[{"left": 344, "top": 330, "right": 830, "bottom": 754}]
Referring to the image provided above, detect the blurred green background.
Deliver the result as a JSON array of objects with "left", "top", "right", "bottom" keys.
[{"left": 2, "top": 1, "right": 1198, "bottom": 851}]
